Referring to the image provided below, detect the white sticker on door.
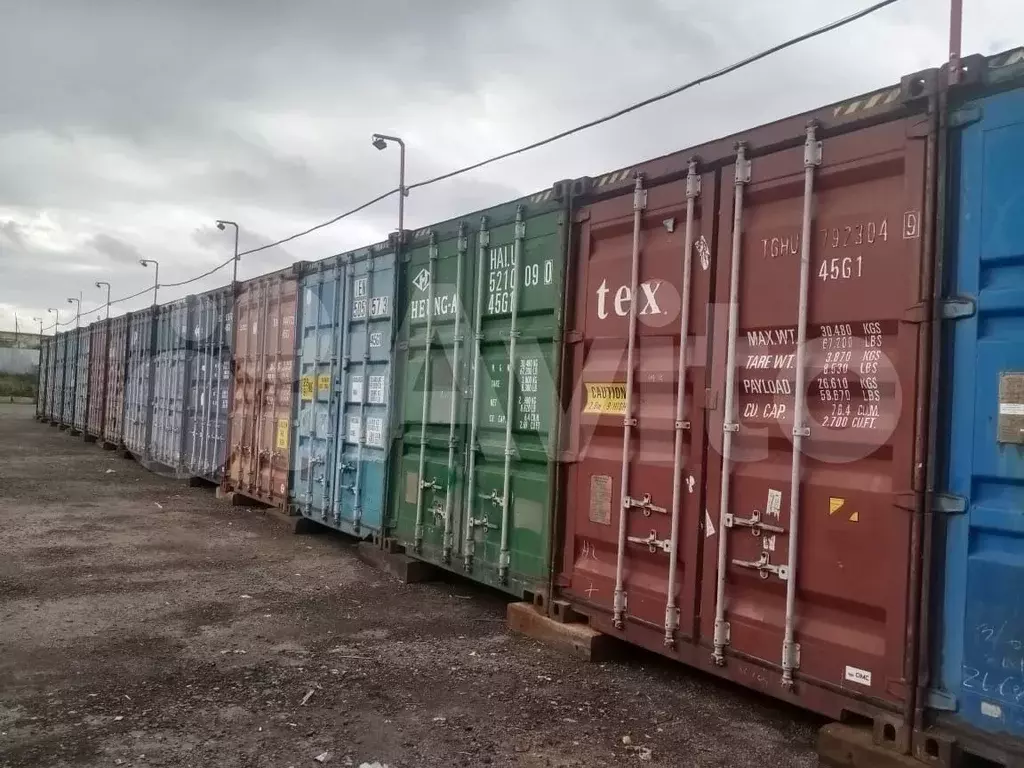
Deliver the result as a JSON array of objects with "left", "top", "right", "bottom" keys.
[
  {"left": 766, "top": 488, "right": 782, "bottom": 519},
  {"left": 704, "top": 510, "right": 716, "bottom": 538},
  {"left": 844, "top": 666, "right": 872, "bottom": 687}
]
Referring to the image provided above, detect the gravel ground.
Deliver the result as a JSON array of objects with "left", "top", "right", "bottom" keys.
[{"left": 0, "top": 403, "right": 821, "bottom": 767}]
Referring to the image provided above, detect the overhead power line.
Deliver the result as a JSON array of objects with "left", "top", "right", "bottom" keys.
[{"left": 42, "top": 0, "right": 900, "bottom": 333}]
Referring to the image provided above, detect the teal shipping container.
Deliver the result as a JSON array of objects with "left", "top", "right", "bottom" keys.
[{"left": 291, "top": 244, "right": 397, "bottom": 538}]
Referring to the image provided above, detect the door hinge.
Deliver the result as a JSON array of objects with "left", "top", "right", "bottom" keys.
[
  {"left": 894, "top": 491, "right": 968, "bottom": 515},
  {"left": 902, "top": 297, "right": 976, "bottom": 323},
  {"left": 700, "top": 388, "right": 719, "bottom": 410},
  {"left": 565, "top": 330, "right": 584, "bottom": 344},
  {"left": 949, "top": 105, "right": 983, "bottom": 129},
  {"left": 925, "top": 688, "right": 958, "bottom": 712}
]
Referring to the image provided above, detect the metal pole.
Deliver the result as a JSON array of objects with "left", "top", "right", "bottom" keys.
[
  {"left": 780, "top": 124, "right": 822, "bottom": 689},
  {"left": 713, "top": 144, "right": 751, "bottom": 665},
  {"left": 664, "top": 159, "right": 700, "bottom": 647},
  {"left": 398, "top": 141, "right": 406, "bottom": 235},
  {"left": 612, "top": 174, "right": 646, "bottom": 630},
  {"left": 233, "top": 225, "right": 239, "bottom": 286},
  {"left": 949, "top": 0, "right": 963, "bottom": 85},
  {"left": 153, "top": 264, "right": 159, "bottom": 306}
]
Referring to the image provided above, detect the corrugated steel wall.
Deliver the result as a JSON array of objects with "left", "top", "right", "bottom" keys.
[
  {"left": 86, "top": 320, "right": 109, "bottom": 438},
  {"left": 149, "top": 298, "right": 192, "bottom": 474},
  {"left": 292, "top": 247, "right": 396, "bottom": 537},
  {"left": 48, "top": 332, "right": 67, "bottom": 423},
  {"left": 36, "top": 338, "right": 50, "bottom": 419},
  {"left": 186, "top": 287, "right": 233, "bottom": 484},
  {"left": 103, "top": 314, "right": 130, "bottom": 448},
  {"left": 124, "top": 308, "right": 156, "bottom": 457},
  {"left": 225, "top": 267, "right": 301, "bottom": 507}
]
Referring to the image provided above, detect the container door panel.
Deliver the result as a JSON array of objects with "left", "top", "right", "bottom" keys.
[
  {"left": 704, "top": 120, "right": 925, "bottom": 706},
  {"left": 940, "top": 88, "right": 1024, "bottom": 738},
  {"left": 561, "top": 176, "right": 713, "bottom": 641}
]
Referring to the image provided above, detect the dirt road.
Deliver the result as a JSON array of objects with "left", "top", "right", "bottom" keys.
[{"left": 0, "top": 403, "right": 820, "bottom": 767}]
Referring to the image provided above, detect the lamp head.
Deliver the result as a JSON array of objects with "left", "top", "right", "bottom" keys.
[
  {"left": 372, "top": 135, "right": 388, "bottom": 151},
  {"left": 216, "top": 221, "right": 226, "bottom": 231},
  {"left": 140, "top": 259, "right": 148, "bottom": 267}
]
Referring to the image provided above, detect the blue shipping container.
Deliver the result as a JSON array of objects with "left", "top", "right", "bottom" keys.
[
  {"left": 185, "top": 287, "right": 233, "bottom": 484},
  {"left": 291, "top": 246, "right": 396, "bottom": 538},
  {"left": 149, "top": 298, "right": 192, "bottom": 474},
  {"left": 938, "top": 83, "right": 1024, "bottom": 741},
  {"left": 124, "top": 308, "right": 156, "bottom": 457}
]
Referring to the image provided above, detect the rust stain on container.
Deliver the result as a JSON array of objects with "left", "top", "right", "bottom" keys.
[
  {"left": 224, "top": 266, "right": 301, "bottom": 508},
  {"left": 558, "top": 78, "right": 934, "bottom": 731}
]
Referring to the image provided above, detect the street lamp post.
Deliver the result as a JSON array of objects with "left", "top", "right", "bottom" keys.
[
  {"left": 371, "top": 133, "right": 407, "bottom": 236},
  {"left": 140, "top": 259, "right": 160, "bottom": 306},
  {"left": 95, "top": 281, "right": 112, "bottom": 320},
  {"left": 66, "top": 294, "right": 81, "bottom": 328},
  {"left": 47, "top": 307, "right": 59, "bottom": 333},
  {"left": 216, "top": 220, "right": 240, "bottom": 286}
]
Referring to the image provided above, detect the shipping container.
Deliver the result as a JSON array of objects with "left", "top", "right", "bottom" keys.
[
  {"left": 920, "top": 57, "right": 1024, "bottom": 764},
  {"left": 149, "top": 298, "right": 193, "bottom": 475},
  {"left": 550, "top": 55, "right": 1008, "bottom": 741},
  {"left": 103, "top": 313, "right": 131, "bottom": 449},
  {"left": 71, "top": 325, "right": 91, "bottom": 435},
  {"left": 185, "top": 287, "right": 233, "bottom": 484},
  {"left": 291, "top": 245, "right": 396, "bottom": 538},
  {"left": 49, "top": 331, "right": 68, "bottom": 424},
  {"left": 61, "top": 328, "right": 80, "bottom": 429},
  {"left": 224, "top": 266, "right": 302, "bottom": 507},
  {"left": 36, "top": 337, "right": 51, "bottom": 419},
  {"left": 86, "top": 319, "right": 110, "bottom": 440},
  {"left": 124, "top": 308, "right": 156, "bottom": 457},
  {"left": 386, "top": 192, "right": 569, "bottom": 597}
]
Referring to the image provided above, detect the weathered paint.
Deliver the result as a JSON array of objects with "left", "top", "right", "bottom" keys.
[
  {"left": 124, "top": 308, "right": 156, "bottom": 457},
  {"left": 185, "top": 287, "right": 233, "bottom": 483},
  {"left": 149, "top": 298, "right": 193, "bottom": 474},
  {"left": 36, "top": 337, "right": 51, "bottom": 419},
  {"left": 557, "top": 59, "right": 952, "bottom": 728},
  {"left": 387, "top": 194, "right": 568, "bottom": 597},
  {"left": 225, "top": 266, "right": 302, "bottom": 508},
  {"left": 71, "top": 326, "right": 90, "bottom": 433},
  {"left": 292, "top": 246, "right": 396, "bottom": 537},
  {"left": 48, "top": 331, "right": 68, "bottom": 423},
  {"left": 86, "top": 320, "right": 110, "bottom": 438},
  {"left": 103, "top": 313, "right": 131, "bottom": 448},
  {"left": 934, "top": 84, "right": 1024, "bottom": 741}
]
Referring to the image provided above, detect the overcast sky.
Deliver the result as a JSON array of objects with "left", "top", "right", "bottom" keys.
[{"left": 1, "top": 0, "right": 1020, "bottom": 333}]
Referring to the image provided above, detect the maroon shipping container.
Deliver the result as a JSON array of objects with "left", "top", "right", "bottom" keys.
[
  {"left": 103, "top": 313, "right": 131, "bottom": 448},
  {"left": 557, "top": 67, "right": 942, "bottom": 743},
  {"left": 224, "top": 266, "right": 302, "bottom": 508},
  {"left": 86, "top": 319, "right": 110, "bottom": 439}
]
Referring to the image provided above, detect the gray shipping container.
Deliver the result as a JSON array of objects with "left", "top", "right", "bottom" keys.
[
  {"left": 149, "top": 298, "right": 192, "bottom": 474},
  {"left": 185, "top": 287, "right": 233, "bottom": 483},
  {"left": 61, "top": 329, "right": 79, "bottom": 428},
  {"left": 124, "top": 308, "right": 156, "bottom": 457},
  {"left": 36, "top": 338, "right": 51, "bottom": 419},
  {"left": 71, "top": 326, "right": 90, "bottom": 435},
  {"left": 48, "top": 332, "right": 68, "bottom": 423}
]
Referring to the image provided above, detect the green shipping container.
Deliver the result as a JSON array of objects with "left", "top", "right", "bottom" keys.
[{"left": 387, "top": 188, "right": 569, "bottom": 597}]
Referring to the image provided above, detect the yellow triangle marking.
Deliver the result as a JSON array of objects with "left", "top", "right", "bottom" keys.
[
  {"left": 829, "top": 497, "right": 845, "bottom": 515},
  {"left": 849, "top": 511, "right": 859, "bottom": 523}
]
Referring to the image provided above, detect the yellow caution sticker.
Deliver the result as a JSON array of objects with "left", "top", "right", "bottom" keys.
[
  {"left": 829, "top": 497, "right": 845, "bottom": 515},
  {"left": 849, "top": 511, "right": 860, "bottom": 523},
  {"left": 276, "top": 420, "right": 289, "bottom": 451},
  {"left": 583, "top": 383, "right": 627, "bottom": 415},
  {"left": 317, "top": 374, "right": 331, "bottom": 395},
  {"left": 300, "top": 375, "right": 315, "bottom": 401}
]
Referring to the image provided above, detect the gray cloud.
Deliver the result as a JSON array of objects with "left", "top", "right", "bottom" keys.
[{"left": 1, "top": 0, "right": 1021, "bottom": 331}]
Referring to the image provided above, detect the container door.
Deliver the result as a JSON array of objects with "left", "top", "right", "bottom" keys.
[
  {"left": 391, "top": 226, "right": 473, "bottom": 567},
  {"left": 468, "top": 206, "right": 565, "bottom": 596},
  {"left": 335, "top": 252, "right": 395, "bottom": 537},
  {"left": 294, "top": 266, "right": 342, "bottom": 525},
  {"left": 703, "top": 119, "right": 927, "bottom": 711},
  {"left": 561, "top": 172, "right": 713, "bottom": 640},
  {"left": 939, "top": 87, "right": 1024, "bottom": 738}
]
